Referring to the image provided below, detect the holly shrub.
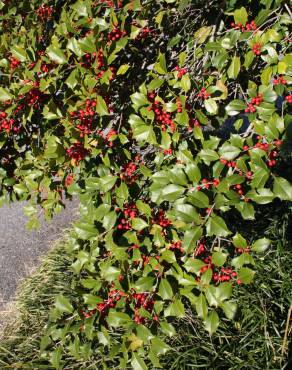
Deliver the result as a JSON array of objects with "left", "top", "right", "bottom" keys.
[{"left": 0, "top": 0, "right": 292, "bottom": 368}]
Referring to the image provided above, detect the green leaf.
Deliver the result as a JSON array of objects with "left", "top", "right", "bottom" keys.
[
  {"left": 244, "top": 51, "right": 254, "bottom": 69},
  {"left": 217, "top": 282, "right": 233, "bottom": 301},
  {"left": 273, "top": 177, "right": 292, "bottom": 201},
  {"left": 206, "top": 215, "right": 230, "bottom": 237},
  {"left": 194, "top": 26, "right": 212, "bottom": 44},
  {"left": 232, "top": 253, "right": 255, "bottom": 269},
  {"left": 96, "top": 96, "right": 109, "bottom": 116},
  {"left": 117, "top": 64, "right": 130, "bottom": 75},
  {"left": 183, "top": 227, "right": 203, "bottom": 253},
  {"left": 212, "top": 251, "right": 227, "bottom": 267},
  {"left": 135, "top": 277, "right": 155, "bottom": 292},
  {"left": 261, "top": 67, "right": 273, "bottom": 86},
  {"left": 221, "top": 301, "right": 237, "bottom": 320},
  {"left": 107, "top": 310, "right": 131, "bottom": 327},
  {"left": 188, "top": 191, "right": 209, "bottom": 208},
  {"left": 49, "top": 348, "right": 62, "bottom": 370},
  {"left": 225, "top": 100, "right": 246, "bottom": 116},
  {"left": 199, "top": 149, "right": 219, "bottom": 163},
  {"left": 238, "top": 267, "right": 255, "bottom": 284},
  {"left": 79, "top": 36, "right": 96, "bottom": 53},
  {"left": 131, "top": 353, "right": 148, "bottom": 370},
  {"left": 151, "top": 337, "right": 170, "bottom": 355},
  {"left": 245, "top": 188, "right": 274, "bottom": 204},
  {"left": 185, "top": 164, "right": 201, "bottom": 182},
  {"left": 155, "top": 53, "right": 167, "bottom": 74},
  {"left": 102, "top": 212, "right": 117, "bottom": 230},
  {"left": 160, "top": 322, "right": 176, "bottom": 337},
  {"left": 204, "top": 98, "right": 218, "bottom": 115},
  {"left": 136, "top": 200, "right": 152, "bottom": 217},
  {"left": 158, "top": 278, "right": 173, "bottom": 300},
  {"left": 67, "top": 38, "right": 82, "bottom": 57},
  {"left": 136, "top": 325, "right": 154, "bottom": 342},
  {"left": 173, "top": 203, "right": 199, "bottom": 223},
  {"left": 73, "top": 222, "right": 97, "bottom": 239},
  {"left": 233, "top": 233, "right": 247, "bottom": 248},
  {"left": 132, "top": 218, "right": 148, "bottom": 231},
  {"left": 0, "top": 87, "right": 13, "bottom": 102},
  {"left": 184, "top": 258, "right": 205, "bottom": 275},
  {"left": 161, "top": 184, "right": 185, "bottom": 202},
  {"left": 11, "top": 45, "right": 27, "bottom": 61},
  {"left": 165, "top": 299, "right": 185, "bottom": 318},
  {"left": 181, "top": 74, "right": 191, "bottom": 92},
  {"left": 205, "top": 311, "right": 219, "bottom": 334},
  {"left": 234, "top": 7, "right": 248, "bottom": 26},
  {"left": 201, "top": 268, "right": 213, "bottom": 285},
  {"left": 250, "top": 168, "right": 269, "bottom": 189},
  {"left": 65, "top": 69, "right": 79, "bottom": 89},
  {"left": 195, "top": 293, "right": 208, "bottom": 319},
  {"left": 251, "top": 238, "right": 271, "bottom": 252},
  {"left": 131, "top": 92, "right": 149, "bottom": 107},
  {"left": 219, "top": 144, "right": 240, "bottom": 161},
  {"left": 47, "top": 45, "right": 67, "bottom": 64},
  {"left": 227, "top": 55, "right": 241, "bottom": 79},
  {"left": 98, "top": 176, "right": 117, "bottom": 192},
  {"left": 55, "top": 295, "right": 73, "bottom": 313}
]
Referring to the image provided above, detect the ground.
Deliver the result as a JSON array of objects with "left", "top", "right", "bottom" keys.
[{"left": 0, "top": 200, "right": 78, "bottom": 310}]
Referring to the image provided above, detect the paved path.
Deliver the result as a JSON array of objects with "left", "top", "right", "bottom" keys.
[{"left": 0, "top": 200, "right": 78, "bottom": 309}]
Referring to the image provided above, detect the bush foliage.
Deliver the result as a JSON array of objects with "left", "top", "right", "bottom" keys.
[{"left": 0, "top": 0, "right": 291, "bottom": 368}]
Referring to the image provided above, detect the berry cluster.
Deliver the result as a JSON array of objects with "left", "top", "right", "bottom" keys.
[
  {"left": 136, "top": 27, "right": 153, "bottom": 40},
  {"left": 232, "top": 183, "right": 245, "bottom": 196},
  {"left": 117, "top": 203, "right": 138, "bottom": 230},
  {"left": 220, "top": 158, "right": 238, "bottom": 168},
  {"left": 81, "top": 52, "right": 97, "bottom": 69},
  {"left": 82, "top": 289, "right": 126, "bottom": 319},
  {"left": 66, "top": 142, "right": 90, "bottom": 164},
  {"left": 231, "top": 20, "right": 257, "bottom": 32},
  {"left": 64, "top": 174, "right": 74, "bottom": 187},
  {"left": 236, "top": 246, "right": 250, "bottom": 254},
  {"left": 196, "top": 178, "right": 220, "bottom": 191},
  {"left": 40, "top": 63, "right": 54, "bottom": 74},
  {"left": 188, "top": 118, "right": 200, "bottom": 132},
  {"left": 176, "top": 98, "right": 183, "bottom": 113},
  {"left": 195, "top": 242, "right": 205, "bottom": 256},
  {"left": 37, "top": 5, "right": 53, "bottom": 19},
  {"left": 196, "top": 252, "right": 239, "bottom": 284},
  {"left": 132, "top": 292, "right": 156, "bottom": 324},
  {"left": 69, "top": 99, "right": 97, "bottom": 137},
  {"left": 245, "top": 93, "right": 263, "bottom": 113},
  {"left": 104, "top": 128, "right": 117, "bottom": 146},
  {"left": 212, "top": 267, "right": 238, "bottom": 283},
  {"left": 152, "top": 210, "right": 171, "bottom": 228},
  {"left": 0, "top": 112, "right": 20, "bottom": 134},
  {"left": 120, "top": 162, "right": 138, "bottom": 184},
  {"left": 252, "top": 42, "right": 262, "bottom": 56},
  {"left": 174, "top": 66, "right": 187, "bottom": 78},
  {"left": 169, "top": 240, "right": 184, "bottom": 253},
  {"left": 108, "top": 26, "right": 126, "bottom": 41},
  {"left": 267, "top": 150, "right": 277, "bottom": 167},
  {"left": 244, "top": 103, "right": 256, "bottom": 113},
  {"left": 273, "top": 75, "right": 287, "bottom": 85},
  {"left": 24, "top": 87, "right": 44, "bottom": 108},
  {"left": 285, "top": 94, "right": 292, "bottom": 103},
  {"left": 163, "top": 148, "right": 173, "bottom": 155},
  {"left": 149, "top": 100, "right": 176, "bottom": 132},
  {"left": 10, "top": 57, "right": 20, "bottom": 70},
  {"left": 197, "top": 87, "right": 210, "bottom": 100}
]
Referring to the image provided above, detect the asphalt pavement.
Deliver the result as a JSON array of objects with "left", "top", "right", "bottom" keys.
[{"left": 0, "top": 200, "right": 78, "bottom": 309}]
